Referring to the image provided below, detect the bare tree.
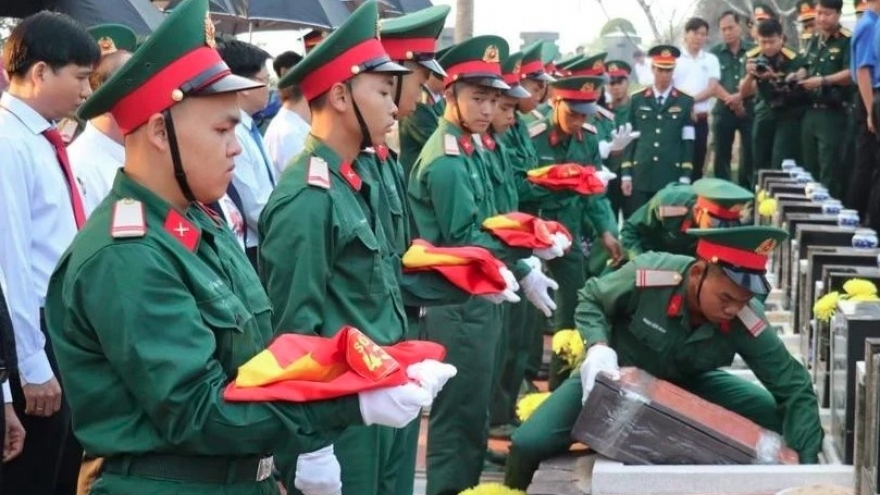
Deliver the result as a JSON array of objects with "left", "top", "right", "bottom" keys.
[{"left": 454, "top": 0, "right": 473, "bottom": 44}]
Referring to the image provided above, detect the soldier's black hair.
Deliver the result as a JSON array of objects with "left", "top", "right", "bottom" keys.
[
  {"left": 273, "top": 50, "right": 303, "bottom": 79},
  {"left": 757, "top": 18, "right": 784, "bottom": 37},
  {"left": 217, "top": 39, "right": 271, "bottom": 79},
  {"left": 3, "top": 12, "right": 100, "bottom": 80},
  {"left": 817, "top": 0, "right": 844, "bottom": 11}
]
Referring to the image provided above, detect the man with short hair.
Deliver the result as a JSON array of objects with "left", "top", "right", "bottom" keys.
[
  {"left": 264, "top": 50, "right": 310, "bottom": 175},
  {"left": 0, "top": 11, "right": 100, "bottom": 494},
  {"left": 674, "top": 17, "right": 720, "bottom": 183},
  {"left": 711, "top": 11, "right": 755, "bottom": 186}
]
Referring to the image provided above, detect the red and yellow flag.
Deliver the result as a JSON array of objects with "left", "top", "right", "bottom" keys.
[
  {"left": 482, "top": 212, "right": 572, "bottom": 249},
  {"left": 402, "top": 239, "right": 507, "bottom": 295},
  {"left": 526, "top": 163, "right": 606, "bottom": 195},
  {"left": 224, "top": 327, "right": 446, "bottom": 402}
]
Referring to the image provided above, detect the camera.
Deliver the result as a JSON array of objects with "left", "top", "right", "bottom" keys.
[{"left": 754, "top": 55, "right": 771, "bottom": 74}]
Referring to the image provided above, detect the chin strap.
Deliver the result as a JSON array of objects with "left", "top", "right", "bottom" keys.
[
  {"left": 451, "top": 83, "right": 475, "bottom": 134},
  {"left": 345, "top": 80, "right": 373, "bottom": 150},
  {"left": 163, "top": 108, "right": 196, "bottom": 202}
]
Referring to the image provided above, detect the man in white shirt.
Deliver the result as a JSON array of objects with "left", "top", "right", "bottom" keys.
[
  {"left": 264, "top": 50, "right": 311, "bottom": 176},
  {"left": 0, "top": 11, "right": 99, "bottom": 494},
  {"left": 69, "top": 49, "right": 131, "bottom": 216},
  {"left": 217, "top": 39, "right": 278, "bottom": 267},
  {"left": 632, "top": 49, "right": 654, "bottom": 86},
  {"left": 674, "top": 17, "right": 721, "bottom": 182}
]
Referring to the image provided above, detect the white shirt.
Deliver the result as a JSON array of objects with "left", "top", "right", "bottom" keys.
[
  {"left": 634, "top": 59, "right": 654, "bottom": 86},
  {"left": 1, "top": 267, "right": 11, "bottom": 402},
  {"left": 69, "top": 122, "right": 125, "bottom": 217},
  {"left": 0, "top": 92, "right": 79, "bottom": 385},
  {"left": 217, "top": 193, "right": 246, "bottom": 251},
  {"left": 652, "top": 85, "right": 674, "bottom": 103},
  {"left": 264, "top": 106, "right": 309, "bottom": 176},
  {"left": 673, "top": 48, "right": 721, "bottom": 114},
  {"left": 232, "top": 111, "right": 276, "bottom": 248}
]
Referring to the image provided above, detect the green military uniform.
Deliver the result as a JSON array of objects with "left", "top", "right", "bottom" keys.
[
  {"left": 600, "top": 60, "right": 634, "bottom": 217},
  {"left": 45, "top": 2, "right": 364, "bottom": 494},
  {"left": 710, "top": 38, "right": 755, "bottom": 187},
  {"left": 259, "top": 5, "right": 413, "bottom": 494},
  {"left": 797, "top": 1, "right": 817, "bottom": 54},
  {"left": 399, "top": 88, "right": 443, "bottom": 179},
  {"left": 622, "top": 46, "right": 695, "bottom": 216},
  {"left": 748, "top": 45, "right": 807, "bottom": 171},
  {"left": 620, "top": 178, "right": 753, "bottom": 259},
  {"left": 800, "top": 25, "right": 852, "bottom": 199},
  {"left": 408, "top": 36, "right": 535, "bottom": 495},
  {"left": 505, "top": 226, "right": 824, "bottom": 490}
]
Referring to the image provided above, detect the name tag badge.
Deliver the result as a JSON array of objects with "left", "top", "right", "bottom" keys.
[{"left": 668, "top": 106, "right": 682, "bottom": 113}]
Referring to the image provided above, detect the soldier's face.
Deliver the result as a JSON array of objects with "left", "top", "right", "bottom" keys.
[
  {"left": 349, "top": 73, "right": 398, "bottom": 145},
  {"left": 35, "top": 63, "right": 93, "bottom": 121},
  {"left": 447, "top": 83, "right": 499, "bottom": 134},
  {"left": 652, "top": 67, "right": 673, "bottom": 89},
  {"left": 555, "top": 100, "right": 586, "bottom": 135},
  {"left": 608, "top": 77, "right": 629, "bottom": 100},
  {"left": 691, "top": 263, "right": 753, "bottom": 324},
  {"left": 492, "top": 95, "right": 518, "bottom": 134},
  {"left": 394, "top": 62, "right": 428, "bottom": 119},
  {"left": 758, "top": 33, "right": 784, "bottom": 56},
  {"left": 815, "top": 6, "right": 840, "bottom": 32},
  {"left": 719, "top": 14, "right": 742, "bottom": 44},
  {"left": 171, "top": 93, "right": 243, "bottom": 203},
  {"left": 520, "top": 78, "right": 547, "bottom": 112}
]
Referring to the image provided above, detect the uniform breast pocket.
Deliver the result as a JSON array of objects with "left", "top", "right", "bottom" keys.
[
  {"left": 626, "top": 315, "right": 673, "bottom": 356},
  {"left": 351, "top": 221, "right": 388, "bottom": 295},
  {"left": 677, "top": 339, "right": 735, "bottom": 374},
  {"left": 198, "top": 292, "right": 254, "bottom": 371}
]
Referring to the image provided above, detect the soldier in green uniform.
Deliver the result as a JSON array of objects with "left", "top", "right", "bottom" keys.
[
  {"left": 749, "top": 4, "right": 778, "bottom": 40},
  {"left": 408, "top": 35, "right": 563, "bottom": 495},
  {"left": 798, "top": 0, "right": 818, "bottom": 54},
  {"left": 620, "top": 178, "right": 752, "bottom": 259},
  {"left": 44, "top": 2, "right": 446, "bottom": 495},
  {"left": 798, "top": 0, "right": 852, "bottom": 199},
  {"left": 504, "top": 225, "right": 824, "bottom": 490},
  {"left": 529, "top": 76, "right": 623, "bottom": 389},
  {"left": 520, "top": 53, "right": 585, "bottom": 126},
  {"left": 740, "top": 18, "right": 807, "bottom": 172},
  {"left": 711, "top": 11, "right": 755, "bottom": 187},
  {"left": 602, "top": 60, "right": 634, "bottom": 217},
  {"left": 621, "top": 45, "right": 695, "bottom": 217}
]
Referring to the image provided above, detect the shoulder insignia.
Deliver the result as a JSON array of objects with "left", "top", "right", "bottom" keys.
[
  {"left": 746, "top": 46, "right": 762, "bottom": 57},
  {"left": 164, "top": 209, "right": 200, "bottom": 252},
  {"left": 531, "top": 109, "right": 544, "bottom": 119},
  {"left": 596, "top": 106, "right": 615, "bottom": 120},
  {"left": 658, "top": 205, "right": 689, "bottom": 218},
  {"left": 635, "top": 269, "right": 683, "bottom": 288},
  {"left": 736, "top": 302, "right": 767, "bottom": 337},
  {"left": 443, "top": 133, "right": 460, "bottom": 156},
  {"left": 636, "top": 87, "right": 651, "bottom": 98},
  {"left": 110, "top": 198, "right": 146, "bottom": 238},
  {"left": 307, "top": 156, "right": 331, "bottom": 189},
  {"left": 581, "top": 123, "right": 597, "bottom": 134},
  {"left": 781, "top": 47, "right": 797, "bottom": 60},
  {"left": 840, "top": 27, "right": 852, "bottom": 38},
  {"left": 528, "top": 122, "right": 547, "bottom": 138}
]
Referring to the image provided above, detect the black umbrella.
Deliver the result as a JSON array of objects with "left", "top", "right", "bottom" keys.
[
  {"left": 0, "top": 0, "right": 164, "bottom": 35},
  {"left": 166, "top": 0, "right": 351, "bottom": 34}
]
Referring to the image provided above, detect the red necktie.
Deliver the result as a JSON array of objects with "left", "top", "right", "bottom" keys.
[{"left": 43, "top": 128, "right": 86, "bottom": 229}]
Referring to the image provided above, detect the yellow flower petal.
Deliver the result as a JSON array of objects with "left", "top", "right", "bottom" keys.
[
  {"left": 848, "top": 293, "right": 880, "bottom": 302},
  {"left": 843, "top": 278, "right": 878, "bottom": 297},
  {"left": 516, "top": 392, "right": 551, "bottom": 423},
  {"left": 756, "top": 189, "right": 767, "bottom": 204},
  {"left": 458, "top": 483, "right": 527, "bottom": 495},
  {"left": 551, "top": 329, "right": 585, "bottom": 368},
  {"left": 813, "top": 291, "right": 840, "bottom": 322},
  {"left": 758, "top": 198, "right": 777, "bottom": 218}
]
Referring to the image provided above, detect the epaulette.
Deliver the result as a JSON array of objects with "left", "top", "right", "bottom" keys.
[
  {"left": 110, "top": 198, "right": 146, "bottom": 238},
  {"left": 306, "top": 156, "right": 331, "bottom": 189},
  {"left": 528, "top": 122, "right": 547, "bottom": 138},
  {"left": 633, "top": 86, "right": 651, "bottom": 98},
  {"left": 736, "top": 302, "right": 767, "bottom": 337},
  {"left": 635, "top": 269, "right": 683, "bottom": 288},
  {"left": 839, "top": 27, "right": 852, "bottom": 38},
  {"left": 443, "top": 133, "right": 461, "bottom": 156},
  {"left": 581, "top": 123, "right": 597, "bottom": 134},
  {"left": 672, "top": 87, "right": 692, "bottom": 99},
  {"left": 781, "top": 47, "right": 797, "bottom": 60},
  {"left": 596, "top": 106, "right": 615, "bottom": 120},
  {"left": 746, "top": 46, "right": 762, "bottom": 58},
  {"left": 657, "top": 205, "right": 689, "bottom": 218}
]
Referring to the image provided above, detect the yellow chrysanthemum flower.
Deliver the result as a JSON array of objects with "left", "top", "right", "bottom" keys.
[
  {"left": 813, "top": 291, "right": 840, "bottom": 322},
  {"left": 516, "top": 392, "right": 551, "bottom": 422},
  {"left": 848, "top": 293, "right": 880, "bottom": 302},
  {"left": 551, "top": 329, "right": 585, "bottom": 368},
  {"left": 758, "top": 198, "right": 777, "bottom": 217},
  {"left": 756, "top": 189, "right": 767, "bottom": 204},
  {"left": 459, "top": 483, "right": 526, "bottom": 495},
  {"left": 843, "top": 278, "right": 878, "bottom": 297}
]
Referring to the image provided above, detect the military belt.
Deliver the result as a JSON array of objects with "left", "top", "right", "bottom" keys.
[{"left": 102, "top": 453, "right": 274, "bottom": 484}]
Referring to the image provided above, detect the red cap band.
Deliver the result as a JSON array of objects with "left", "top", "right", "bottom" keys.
[
  {"left": 299, "top": 38, "right": 388, "bottom": 101},
  {"left": 381, "top": 37, "right": 436, "bottom": 60},
  {"left": 553, "top": 88, "right": 598, "bottom": 101},
  {"left": 519, "top": 60, "right": 544, "bottom": 77},
  {"left": 569, "top": 67, "right": 604, "bottom": 77},
  {"left": 112, "top": 47, "right": 227, "bottom": 135},
  {"left": 696, "top": 197, "right": 742, "bottom": 221},
  {"left": 696, "top": 239, "right": 767, "bottom": 271},
  {"left": 608, "top": 68, "right": 630, "bottom": 78},
  {"left": 503, "top": 72, "right": 519, "bottom": 85},
  {"left": 444, "top": 60, "right": 502, "bottom": 86}
]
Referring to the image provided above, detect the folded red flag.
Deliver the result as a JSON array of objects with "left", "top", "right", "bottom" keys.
[
  {"left": 401, "top": 239, "right": 507, "bottom": 295},
  {"left": 224, "top": 326, "right": 446, "bottom": 402},
  {"left": 482, "top": 212, "right": 572, "bottom": 249},
  {"left": 527, "top": 163, "right": 606, "bottom": 195}
]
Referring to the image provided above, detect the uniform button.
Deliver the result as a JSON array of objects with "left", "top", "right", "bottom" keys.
[
  {"left": 656, "top": 128, "right": 661, "bottom": 134},
  {"left": 653, "top": 156, "right": 659, "bottom": 162},
  {"left": 657, "top": 115, "right": 663, "bottom": 120},
  {"left": 654, "top": 142, "right": 659, "bottom": 147}
]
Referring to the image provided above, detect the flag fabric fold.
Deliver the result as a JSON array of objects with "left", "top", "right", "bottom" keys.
[
  {"left": 526, "top": 163, "right": 607, "bottom": 195},
  {"left": 224, "top": 326, "right": 446, "bottom": 402},
  {"left": 481, "top": 212, "right": 572, "bottom": 249},
  {"left": 401, "top": 239, "right": 507, "bottom": 295}
]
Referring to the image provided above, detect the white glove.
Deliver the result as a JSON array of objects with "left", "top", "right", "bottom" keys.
[
  {"left": 481, "top": 267, "right": 521, "bottom": 304},
  {"left": 598, "top": 140, "right": 613, "bottom": 159},
  {"left": 595, "top": 167, "right": 617, "bottom": 187},
  {"left": 359, "top": 382, "right": 432, "bottom": 428},
  {"left": 405, "top": 359, "right": 457, "bottom": 399},
  {"left": 519, "top": 269, "right": 559, "bottom": 317},
  {"left": 612, "top": 123, "right": 640, "bottom": 151},
  {"left": 294, "top": 445, "right": 342, "bottom": 495},
  {"left": 533, "top": 232, "right": 571, "bottom": 260},
  {"left": 521, "top": 255, "right": 542, "bottom": 271},
  {"left": 679, "top": 176, "right": 691, "bottom": 185},
  {"left": 579, "top": 344, "right": 620, "bottom": 404}
]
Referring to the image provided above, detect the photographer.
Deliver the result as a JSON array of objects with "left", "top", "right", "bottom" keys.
[{"left": 741, "top": 17, "right": 808, "bottom": 170}]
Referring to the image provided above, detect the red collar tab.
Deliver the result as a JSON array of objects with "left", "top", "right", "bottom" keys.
[
  {"left": 339, "top": 162, "right": 362, "bottom": 191},
  {"left": 667, "top": 293, "right": 684, "bottom": 317},
  {"left": 459, "top": 134, "right": 475, "bottom": 155},
  {"left": 164, "top": 209, "right": 200, "bottom": 252},
  {"left": 375, "top": 145, "right": 389, "bottom": 162},
  {"left": 481, "top": 133, "right": 496, "bottom": 151}
]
